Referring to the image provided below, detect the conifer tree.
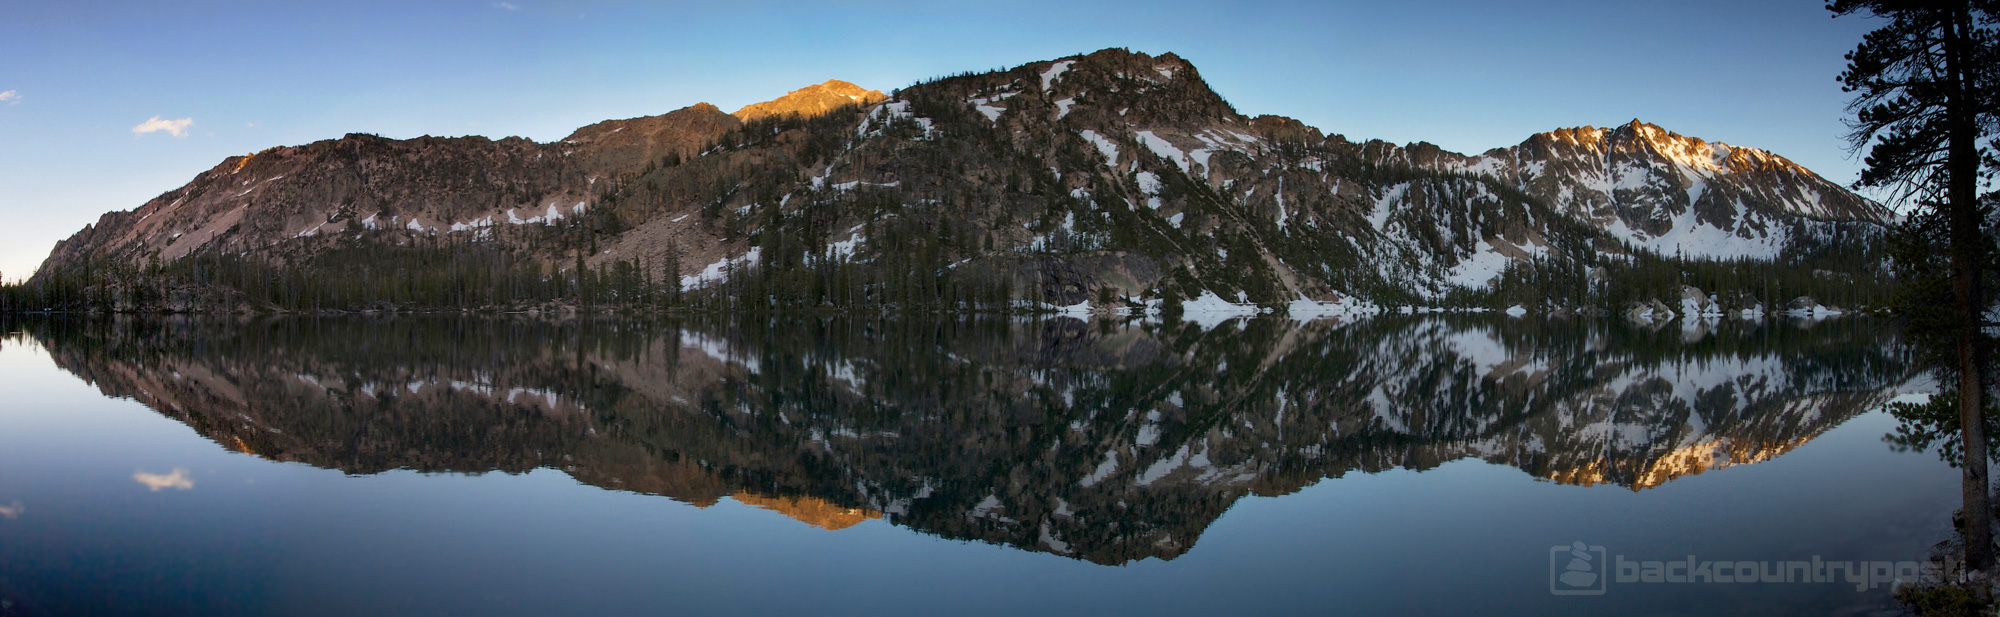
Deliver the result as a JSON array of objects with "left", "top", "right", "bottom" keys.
[{"left": 1832, "top": 0, "right": 2000, "bottom": 571}]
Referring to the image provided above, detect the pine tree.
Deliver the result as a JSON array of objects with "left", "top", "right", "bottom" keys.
[{"left": 1833, "top": 0, "right": 2000, "bottom": 572}]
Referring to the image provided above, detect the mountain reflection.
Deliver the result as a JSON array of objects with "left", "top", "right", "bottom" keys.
[{"left": 8, "top": 315, "right": 1917, "bottom": 565}]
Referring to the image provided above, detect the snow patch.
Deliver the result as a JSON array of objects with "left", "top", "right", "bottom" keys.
[
  {"left": 1136, "top": 130, "right": 1190, "bottom": 173},
  {"left": 1287, "top": 295, "right": 1382, "bottom": 319},
  {"left": 1445, "top": 240, "right": 1513, "bottom": 288},
  {"left": 1180, "top": 291, "right": 1261, "bottom": 328},
  {"left": 680, "top": 247, "right": 764, "bottom": 290},
  {"left": 1041, "top": 60, "right": 1075, "bottom": 92},
  {"left": 1079, "top": 130, "right": 1119, "bottom": 167},
  {"left": 1078, "top": 450, "right": 1119, "bottom": 487}
]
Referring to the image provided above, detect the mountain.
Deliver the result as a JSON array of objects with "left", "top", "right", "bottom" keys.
[
  {"left": 20, "top": 48, "right": 1894, "bottom": 314},
  {"left": 14, "top": 314, "right": 1920, "bottom": 564},
  {"left": 732, "top": 79, "right": 888, "bottom": 122},
  {"left": 561, "top": 102, "right": 742, "bottom": 179},
  {"left": 1441, "top": 120, "right": 1884, "bottom": 259}
]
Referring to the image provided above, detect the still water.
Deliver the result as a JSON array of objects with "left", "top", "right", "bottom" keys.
[{"left": 0, "top": 315, "right": 1957, "bottom": 615}]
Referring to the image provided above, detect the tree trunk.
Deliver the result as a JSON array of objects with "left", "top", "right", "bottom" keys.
[
  {"left": 1958, "top": 293, "right": 1992, "bottom": 572},
  {"left": 1946, "top": 4, "right": 1994, "bottom": 574}
]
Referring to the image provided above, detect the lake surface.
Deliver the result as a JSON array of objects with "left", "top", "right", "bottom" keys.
[{"left": 0, "top": 314, "right": 1957, "bottom": 616}]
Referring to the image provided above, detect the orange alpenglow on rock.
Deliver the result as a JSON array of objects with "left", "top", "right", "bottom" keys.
[
  {"left": 730, "top": 491, "right": 881, "bottom": 530},
  {"left": 732, "top": 79, "right": 887, "bottom": 122},
  {"left": 1538, "top": 434, "right": 1814, "bottom": 491}
]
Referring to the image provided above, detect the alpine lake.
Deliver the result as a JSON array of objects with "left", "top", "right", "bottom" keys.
[{"left": 0, "top": 313, "right": 1961, "bottom": 616}]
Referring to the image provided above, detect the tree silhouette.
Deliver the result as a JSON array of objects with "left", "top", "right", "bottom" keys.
[{"left": 1832, "top": 0, "right": 2000, "bottom": 573}]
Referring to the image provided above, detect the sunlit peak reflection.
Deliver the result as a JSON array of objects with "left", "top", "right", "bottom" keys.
[{"left": 730, "top": 492, "right": 882, "bottom": 530}]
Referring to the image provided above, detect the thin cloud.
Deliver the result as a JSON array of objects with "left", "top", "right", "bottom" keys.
[
  {"left": 134, "top": 468, "right": 194, "bottom": 491},
  {"left": 493, "top": 2, "right": 519, "bottom": 10},
  {"left": 132, "top": 116, "right": 194, "bottom": 138},
  {"left": 0, "top": 500, "right": 21, "bottom": 519},
  {"left": 0, "top": 90, "right": 18, "bottom": 104}
]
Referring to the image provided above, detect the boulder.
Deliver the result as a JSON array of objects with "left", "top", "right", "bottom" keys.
[
  {"left": 1783, "top": 296, "right": 1845, "bottom": 318},
  {"left": 1625, "top": 299, "right": 1677, "bottom": 323},
  {"left": 1678, "top": 285, "right": 1722, "bottom": 318}
]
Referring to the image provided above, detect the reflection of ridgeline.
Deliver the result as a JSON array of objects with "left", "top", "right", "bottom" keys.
[{"left": 13, "top": 315, "right": 1915, "bottom": 565}]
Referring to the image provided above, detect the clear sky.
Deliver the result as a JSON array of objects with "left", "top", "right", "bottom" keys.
[{"left": 0, "top": 0, "right": 1881, "bottom": 281}]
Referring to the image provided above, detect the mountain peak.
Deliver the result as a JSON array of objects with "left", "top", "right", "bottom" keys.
[
  {"left": 1594, "top": 120, "right": 1810, "bottom": 173},
  {"left": 1610, "top": 119, "right": 1690, "bottom": 143},
  {"left": 1530, "top": 120, "right": 1721, "bottom": 164},
  {"left": 1506, "top": 119, "right": 1884, "bottom": 232},
  {"left": 732, "top": 80, "right": 886, "bottom": 122}
]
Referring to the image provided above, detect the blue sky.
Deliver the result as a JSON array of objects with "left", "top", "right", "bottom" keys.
[{"left": 0, "top": 0, "right": 1879, "bottom": 280}]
